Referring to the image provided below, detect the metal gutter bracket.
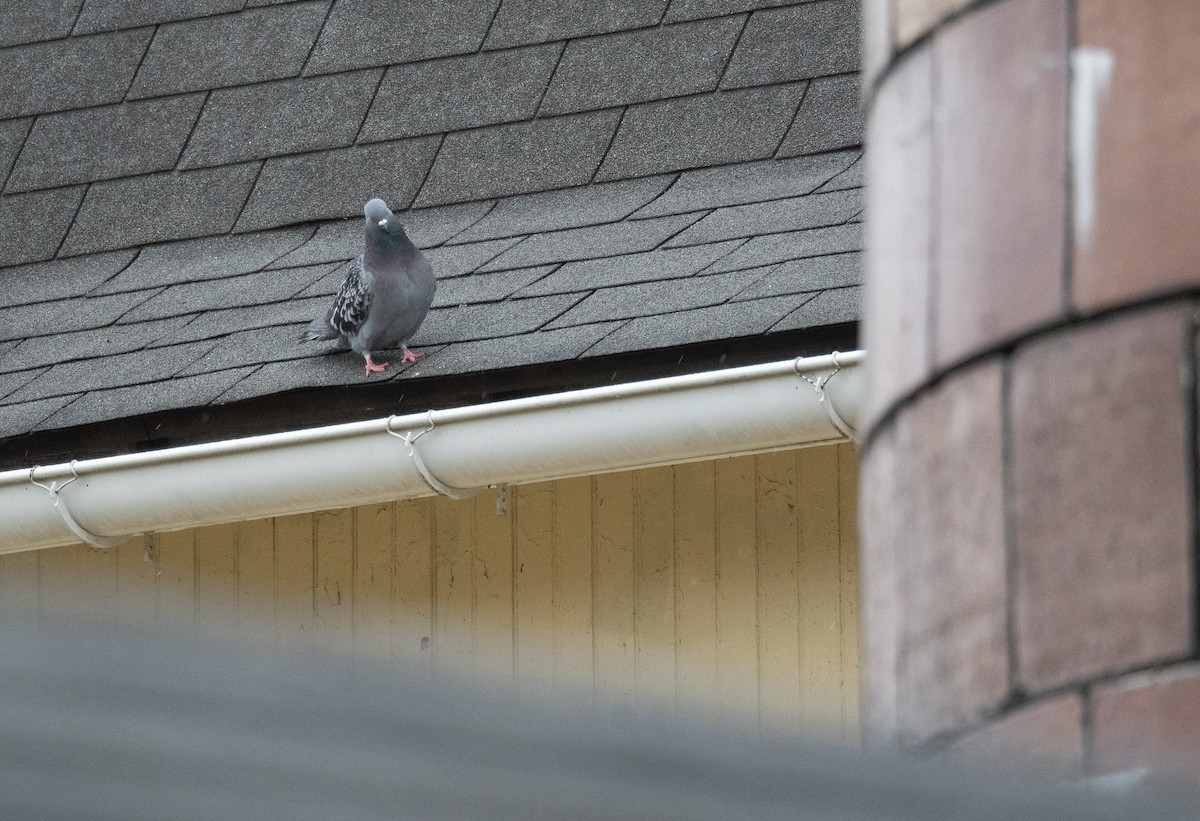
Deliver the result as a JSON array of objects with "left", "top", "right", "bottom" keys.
[
  {"left": 795, "top": 351, "right": 859, "bottom": 443},
  {"left": 387, "top": 412, "right": 481, "bottom": 500},
  {"left": 29, "top": 462, "right": 130, "bottom": 549}
]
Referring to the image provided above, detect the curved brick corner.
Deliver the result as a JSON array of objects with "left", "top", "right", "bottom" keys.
[{"left": 861, "top": 0, "right": 1200, "bottom": 790}]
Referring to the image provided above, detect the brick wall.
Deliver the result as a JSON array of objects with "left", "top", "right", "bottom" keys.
[{"left": 860, "top": 0, "right": 1200, "bottom": 789}]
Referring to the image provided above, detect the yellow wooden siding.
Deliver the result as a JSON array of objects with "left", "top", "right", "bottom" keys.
[{"left": 4, "top": 444, "right": 860, "bottom": 739}]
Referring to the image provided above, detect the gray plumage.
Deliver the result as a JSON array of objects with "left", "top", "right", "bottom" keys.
[{"left": 302, "top": 198, "right": 435, "bottom": 376}]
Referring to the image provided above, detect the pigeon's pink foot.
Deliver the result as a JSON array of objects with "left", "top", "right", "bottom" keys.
[
  {"left": 363, "top": 354, "right": 389, "bottom": 375},
  {"left": 399, "top": 346, "right": 425, "bottom": 364}
]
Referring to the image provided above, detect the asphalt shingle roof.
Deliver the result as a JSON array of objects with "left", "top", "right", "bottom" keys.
[{"left": 0, "top": 0, "right": 863, "bottom": 454}]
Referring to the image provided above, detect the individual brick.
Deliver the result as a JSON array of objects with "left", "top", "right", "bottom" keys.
[
  {"left": 236, "top": 137, "right": 441, "bottom": 232},
  {"left": 415, "top": 111, "right": 621, "bottom": 208},
  {"left": 61, "top": 164, "right": 260, "bottom": 256},
  {"left": 1072, "top": 1, "right": 1200, "bottom": 312},
  {"left": 721, "top": 2, "right": 861, "bottom": 89},
  {"left": 73, "top": 0, "right": 243, "bottom": 33},
  {"left": 1011, "top": 306, "right": 1192, "bottom": 692},
  {"left": 862, "top": 46, "right": 933, "bottom": 432},
  {"left": 733, "top": 253, "right": 862, "bottom": 300},
  {"left": 934, "top": 0, "right": 1068, "bottom": 368},
  {"left": 632, "top": 150, "right": 858, "bottom": 218},
  {"left": 95, "top": 228, "right": 311, "bottom": 294},
  {"left": 449, "top": 176, "right": 672, "bottom": 244},
  {"left": 892, "top": 361, "right": 1009, "bottom": 743},
  {"left": 516, "top": 240, "right": 743, "bottom": 296},
  {"left": 666, "top": 188, "right": 862, "bottom": 246},
  {"left": 359, "top": 45, "right": 560, "bottom": 142},
  {"left": 306, "top": 0, "right": 498, "bottom": 75},
  {"left": 6, "top": 250, "right": 135, "bottom": 306},
  {"left": 777, "top": 74, "right": 864, "bottom": 157},
  {"left": 127, "top": 2, "right": 328, "bottom": 99},
  {"left": 544, "top": 268, "right": 754, "bottom": 328},
  {"left": 0, "top": 29, "right": 151, "bottom": 119},
  {"left": 894, "top": 0, "right": 974, "bottom": 49},
  {"left": 8, "top": 96, "right": 205, "bottom": 192},
  {"left": 538, "top": 18, "right": 742, "bottom": 116},
  {"left": 0, "top": 186, "right": 85, "bottom": 266},
  {"left": 484, "top": 0, "right": 668, "bottom": 49},
  {"left": 1092, "top": 664, "right": 1200, "bottom": 787},
  {"left": 182, "top": 72, "right": 379, "bottom": 168},
  {"left": 595, "top": 84, "right": 806, "bottom": 180},
  {"left": 478, "top": 214, "right": 697, "bottom": 271},
  {"left": 0, "top": 0, "right": 81, "bottom": 47},
  {"left": 581, "top": 293, "right": 802, "bottom": 356},
  {"left": 943, "top": 693, "right": 1085, "bottom": 781},
  {"left": 769, "top": 285, "right": 859, "bottom": 331}
]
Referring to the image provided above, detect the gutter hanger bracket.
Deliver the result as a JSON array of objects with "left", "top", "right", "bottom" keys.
[
  {"left": 29, "top": 462, "right": 129, "bottom": 549},
  {"left": 387, "top": 413, "right": 481, "bottom": 501},
  {"left": 795, "top": 351, "right": 859, "bottom": 443}
]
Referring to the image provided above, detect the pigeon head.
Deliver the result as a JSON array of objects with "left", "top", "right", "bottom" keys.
[{"left": 363, "top": 198, "right": 403, "bottom": 244}]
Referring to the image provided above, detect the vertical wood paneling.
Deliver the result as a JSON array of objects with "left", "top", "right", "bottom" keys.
[
  {"left": 593, "top": 470, "right": 635, "bottom": 707},
  {"left": 634, "top": 466, "right": 675, "bottom": 704},
  {"left": 674, "top": 461, "right": 717, "bottom": 708},
  {"left": 274, "top": 513, "right": 314, "bottom": 650},
  {"left": 10, "top": 447, "right": 861, "bottom": 741}
]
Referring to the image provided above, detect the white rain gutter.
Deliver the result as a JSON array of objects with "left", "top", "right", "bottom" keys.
[{"left": 0, "top": 350, "right": 862, "bottom": 554}]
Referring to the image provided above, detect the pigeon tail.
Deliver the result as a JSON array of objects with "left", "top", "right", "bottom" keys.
[{"left": 302, "top": 313, "right": 339, "bottom": 342}]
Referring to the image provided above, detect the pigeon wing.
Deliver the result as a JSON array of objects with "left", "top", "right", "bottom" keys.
[{"left": 328, "top": 257, "right": 372, "bottom": 338}]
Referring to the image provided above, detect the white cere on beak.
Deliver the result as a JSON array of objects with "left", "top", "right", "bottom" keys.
[{"left": 377, "top": 218, "right": 388, "bottom": 227}]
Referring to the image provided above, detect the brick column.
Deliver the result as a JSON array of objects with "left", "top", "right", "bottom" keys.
[{"left": 860, "top": 0, "right": 1200, "bottom": 789}]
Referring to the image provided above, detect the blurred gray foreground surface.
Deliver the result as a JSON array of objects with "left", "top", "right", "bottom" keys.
[{"left": 0, "top": 624, "right": 1190, "bottom": 821}]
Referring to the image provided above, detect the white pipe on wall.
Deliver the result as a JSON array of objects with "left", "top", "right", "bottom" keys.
[{"left": 0, "top": 351, "right": 862, "bottom": 554}]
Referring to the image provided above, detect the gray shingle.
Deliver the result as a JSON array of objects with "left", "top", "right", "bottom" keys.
[
  {"left": 0, "top": 394, "right": 79, "bottom": 434},
  {"left": 582, "top": 293, "right": 811, "bottom": 356},
  {"left": 415, "top": 111, "right": 621, "bottom": 208},
  {"left": 402, "top": 202, "right": 494, "bottom": 248},
  {"left": 119, "top": 263, "right": 334, "bottom": 323},
  {"left": 359, "top": 45, "right": 561, "bottom": 142},
  {"left": 433, "top": 265, "right": 557, "bottom": 307},
  {"left": 664, "top": 0, "right": 798, "bottom": 22},
  {"left": 595, "top": 83, "right": 805, "bottom": 180},
  {"left": 731, "top": 252, "right": 861, "bottom": 300},
  {"left": 539, "top": 17, "right": 741, "bottom": 116},
  {"left": 0, "top": 0, "right": 82, "bottom": 47},
  {"left": 545, "top": 268, "right": 761, "bottom": 329},
  {"left": 7, "top": 96, "right": 205, "bottom": 193},
  {"left": 36, "top": 366, "right": 256, "bottom": 431},
  {"left": 414, "top": 293, "right": 583, "bottom": 345},
  {"left": 0, "top": 186, "right": 85, "bottom": 266},
  {"left": 448, "top": 176, "right": 673, "bottom": 244},
  {"left": 210, "top": 353, "right": 386, "bottom": 402},
  {"left": 0, "top": 366, "right": 47, "bottom": 402},
  {"left": 5, "top": 338, "right": 214, "bottom": 403},
  {"left": 0, "top": 119, "right": 31, "bottom": 188},
  {"left": 74, "top": 0, "right": 244, "bottom": 34},
  {"left": 94, "top": 228, "right": 311, "bottom": 294},
  {"left": 517, "top": 240, "right": 744, "bottom": 296},
  {"left": 0, "top": 29, "right": 151, "bottom": 119},
  {"left": 665, "top": 188, "right": 863, "bottom": 246},
  {"left": 479, "top": 213, "right": 698, "bottom": 271},
  {"left": 485, "top": 0, "right": 668, "bottom": 49},
  {"left": 770, "top": 284, "right": 859, "bottom": 331},
  {"left": 154, "top": 294, "right": 331, "bottom": 345},
  {"left": 5, "top": 250, "right": 135, "bottom": 307},
  {"left": 181, "top": 72, "right": 380, "bottom": 169},
  {"left": 721, "top": 1, "right": 861, "bottom": 89},
  {"left": 632, "top": 150, "right": 857, "bottom": 218},
  {"left": 61, "top": 164, "right": 261, "bottom": 257},
  {"left": 1, "top": 315, "right": 192, "bottom": 373},
  {"left": 127, "top": 2, "right": 328, "bottom": 99},
  {"left": 306, "top": 0, "right": 499, "bottom": 75},
  {"left": 177, "top": 324, "right": 315, "bottom": 375},
  {"left": 425, "top": 238, "right": 522, "bottom": 279},
  {"left": 295, "top": 262, "right": 351, "bottom": 298},
  {"left": 704, "top": 222, "right": 863, "bottom": 273},
  {"left": 777, "top": 73, "right": 863, "bottom": 157},
  {"left": 418, "top": 322, "right": 623, "bottom": 376},
  {"left": 0, "top": 290, "right": 153, "bottom": 343},
  {"left": 814, "top": 155, "right": 863, "bottom": 193},
  {"left": 266, "top": 221, "right": 358, "bottom": 269},
  {"left": 235, "top": 137, "right": 441, "bottom": 232}
]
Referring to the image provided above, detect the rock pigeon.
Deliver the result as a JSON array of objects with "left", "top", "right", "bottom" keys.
[{"left": 302, "top": 199, "right": 436, "bottom": 376}]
